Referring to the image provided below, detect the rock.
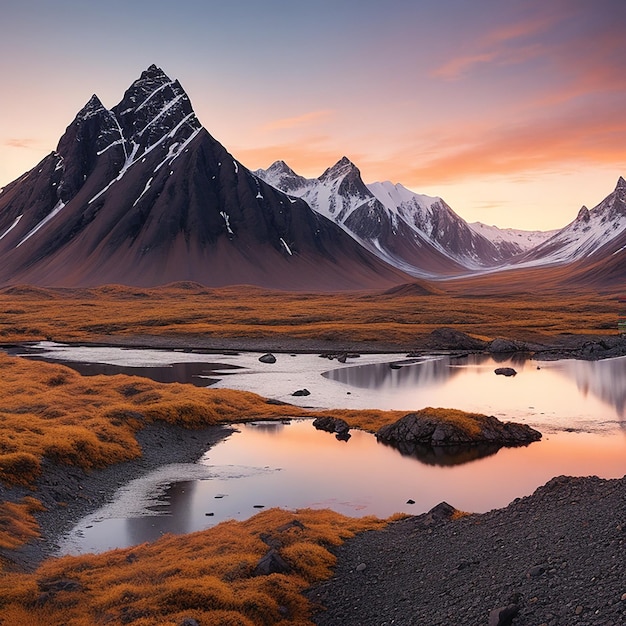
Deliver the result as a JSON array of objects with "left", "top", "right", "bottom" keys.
[
  {"left": 179, "top": 619, "right": 200, "bottom": 626},
  {"left": 488, "top": 604, "right": 519, "bottom": 626},
  {"left": 254, "top": 548, "right": 291, "bottom": 576},
  {"left": 355, "top": 563, "right": 367, "bottom": 572},
  {"left": 495, "top": 367, "right": 517, "bottom": 377},
  {"left": 425, "top": 327, "right": 487, "bottom": 351},
  {"left": 406, "top": 499, "right": 415, "bottom": 504},
  {"left": 621, "top": 592, "right": 626, "bottom": 602},
  {"left": 292, "top": 389, "right": 311, "bottom": 396},
  {"left": 335, "top": 430, "right": 351, "bottom": 441},
  {"left": 489, "top": 338, "right": 525, "bottom": 353},
  {"left": 527, "top": 564, "right": 545, "bottom": 578},
  {"left": 376, "top": 410, "right": 541, "bottom": 449},
  {"left": 259, "top": 353, "right": 276, "bottom": 364},
  {"left": 313, "top": 416, "right": 350, "bottom": 435},
  {"left": 265, "top": 398, "right": 290, "bottom": 406},
  {"left": 418, "top": 501, "right": 457, "bottom": 527},
  {"left": 337, "top": 353, "right": 347, "bottom": 363}
]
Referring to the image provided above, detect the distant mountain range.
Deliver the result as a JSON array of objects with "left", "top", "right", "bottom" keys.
[{"left": 0, "top": 65, "right": 624, "bottom": 290}]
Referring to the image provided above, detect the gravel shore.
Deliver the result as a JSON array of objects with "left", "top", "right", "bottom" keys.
[
  {"left": 307, "top": 474, "right": 626, "bottom": 626},
  {"left": 0, "top": 422, "right": 234, "bottom": 570}
]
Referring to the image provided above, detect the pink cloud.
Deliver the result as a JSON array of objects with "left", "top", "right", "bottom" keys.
[
  {"left": 260, "top": 109, "right": 334, "bottom": 132},
  {"left": 4, "top": 138, "right": 37, "bottom": 149}
]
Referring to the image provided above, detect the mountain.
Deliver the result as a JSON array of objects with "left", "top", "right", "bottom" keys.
[
  {"left": 512, "top": 177, "right": 626, "bottom": 269},
  {"left": 0, "top": 66, "right": 413, "bottom": 290},
  {"left": 256, "top": 158, "right": 515, "bottom": 276},
  {"left": 467, "top": 222, "right": 557, "bottom": 256}
]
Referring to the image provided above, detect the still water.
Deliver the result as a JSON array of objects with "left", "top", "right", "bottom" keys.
[{"left": 13, "top": 343, "right": 625, "bottom": 555}]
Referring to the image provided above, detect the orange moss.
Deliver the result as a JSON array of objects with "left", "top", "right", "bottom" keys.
[
  {"left": 0, "top": 497, "right": 45, "bottom": 550},
  {"left": 0, "top": 353, "right": 309, "bottom": 487},
  {"left": 0, "top": 283, "right": 619, "bottom": 345},
  {"left": 315, "top": 406, "right": 492, "bottom": 436},
  {"left": 0, "top": 508, "right": 385, "bottom": 625}
]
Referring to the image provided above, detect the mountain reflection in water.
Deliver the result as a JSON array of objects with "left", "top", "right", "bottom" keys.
[{"left": 323, "top": 353, "right": 626, "bottom": 426}]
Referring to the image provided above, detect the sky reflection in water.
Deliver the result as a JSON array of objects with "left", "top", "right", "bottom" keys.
[{"left": 30, "top": 345, "right": 625, "bottom": 555}]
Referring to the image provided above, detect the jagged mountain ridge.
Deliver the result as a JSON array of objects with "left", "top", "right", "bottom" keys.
[
  {"left": 0, "top": 66, "right": 413, "bottom": 290},
  {"left": 256, "top": 158, "right": 518, "bottom": 276},
  {"left": 467, "top": 222, "right": 557, "bottom": 257},
  {"left": 512, "top": 177, "right": 626, "bottom": 268}
]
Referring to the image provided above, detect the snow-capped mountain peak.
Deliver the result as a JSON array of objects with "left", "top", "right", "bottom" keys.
[
  {"left": 514, "top": 176, "right": 626, "bottom": 267},
  {"left": 468, "top": 222, "right": 558, "bottom": 255},
  {"left": 367, "top": 181, "right": 440, "bottom": 214},
  {"left": 319, "top": 156, "right": 359, "bottom": 182}
]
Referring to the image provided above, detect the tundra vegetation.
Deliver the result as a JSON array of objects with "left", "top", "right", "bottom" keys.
[
  {"left": 0, "top": 282, "right": 619, "bottom": 345},
  {"left": 0, "top": 280, "right": 616, "bottom": 623}
]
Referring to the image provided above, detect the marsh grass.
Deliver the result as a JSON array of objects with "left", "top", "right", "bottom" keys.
[
  {"left": 0, "top": 508, "right": 384, "bottom": 625},
  {"left": 0, "top": 353, "right": 311, "bottom": 488},
  {"left": 0, "top": 283, "right": 619, "bottom": 345}
]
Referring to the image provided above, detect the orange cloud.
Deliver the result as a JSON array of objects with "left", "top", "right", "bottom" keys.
[
  {"left": 4, "top": 138, "right": 37, "bottom": 149},
  {"left": 431, "top": 9, "right": 562, "bottom": 80},
  {"left": 375, "top": 105, "right": 626, "bottom": 187},
  {"left": 260, "top": 110, "right": 334, "bottom": 132},
  {"left": 431, "top": 53, "right": 496, "bottom": 80}
]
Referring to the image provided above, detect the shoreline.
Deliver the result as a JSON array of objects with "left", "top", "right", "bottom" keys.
[
  {"left": 307, "top": 473, "right": 626, "bottom": 625},
  {"left": 5, "top": 327, "right": 624, "bottom": 361},
  {"left": 1, "top": 333, "right": 625, "bottom": 580},
  {"left": 1, "top": 422, "right": 235, "bottom": 571}
]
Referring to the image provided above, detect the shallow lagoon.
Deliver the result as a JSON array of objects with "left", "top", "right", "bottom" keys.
[{"left": 13, "top": 342, "right": 626, "bottom": 554}]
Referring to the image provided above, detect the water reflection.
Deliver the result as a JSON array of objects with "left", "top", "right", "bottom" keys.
[
  {"left": 59, "top": 419, "right": 626, "bottom": 555},
  {"left": 126, "top": 481, "right": 198, "bottom": 545},
  {"left": 555, "top": 357, "right": 626, "bottom": 419},
  {"left": 323, "top": 354, "right": 626, "bottom": 428},
  {"left": 378, "top": 440, "right": 509, "bottom": 466},
  {"left": 27, "top": 358, "right": 239, "bottom": 387}
]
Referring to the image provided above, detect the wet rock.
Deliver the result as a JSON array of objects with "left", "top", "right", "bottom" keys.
[
  {"left": 488, "top": 604, "right": 519, "bottom": 626},
  {"left": 337, "top": 353, "right": 347, "bottom": 363},
  {"left": 313, "top": 416, "right": 350, "bottom": 435},
  {"left": 495, "top": 367, "right": 517, "bottom": 377},
  {"left": 254, "top": 548, "right": 291, "bottom": 576},
  {"left": 406, "top": 499, "right": 415, "bottom": 505},
  {"left": 376, "top": 411, "right": 541, "bottom": 449},
  {"left": 259, "top": 353, "right": 276, "bottom": 364},
  {"left": 292, "top": 388, "right": 311, "bottom": 396},
  {"left": 335, "top": 430, "right": 351, "bottom": 441}
]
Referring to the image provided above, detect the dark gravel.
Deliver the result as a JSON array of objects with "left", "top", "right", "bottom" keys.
[{"left": 307, "top": 475, "right": 626, "bottom": 626}]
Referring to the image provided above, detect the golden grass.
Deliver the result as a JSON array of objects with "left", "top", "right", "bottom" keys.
[
  {"left": 0, "top": 497, "right": 45, "bottom": 550},
  {"left": 0, "top": 283, "right": 620, "bottom": 346},
  {"left": 0, "top": 352, "right": 311, "bottom": 487},
  {"left": 314, "top": 407, "right": 491, "bottom": 436},
  {"left": 0, "top": 508, "right": 385, "bottom": 625}
]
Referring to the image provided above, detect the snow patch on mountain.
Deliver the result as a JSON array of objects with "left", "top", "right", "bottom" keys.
[
  {"left": 468, "top": 222, "right": 557, "bottom": 254},
  {"left": 513, "top": 177, "right": 626, "bottom": 267}
]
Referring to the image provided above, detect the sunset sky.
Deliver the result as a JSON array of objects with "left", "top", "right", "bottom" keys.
[{"left": 1, "top": 0, "right": 625, "bottom": 230}]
